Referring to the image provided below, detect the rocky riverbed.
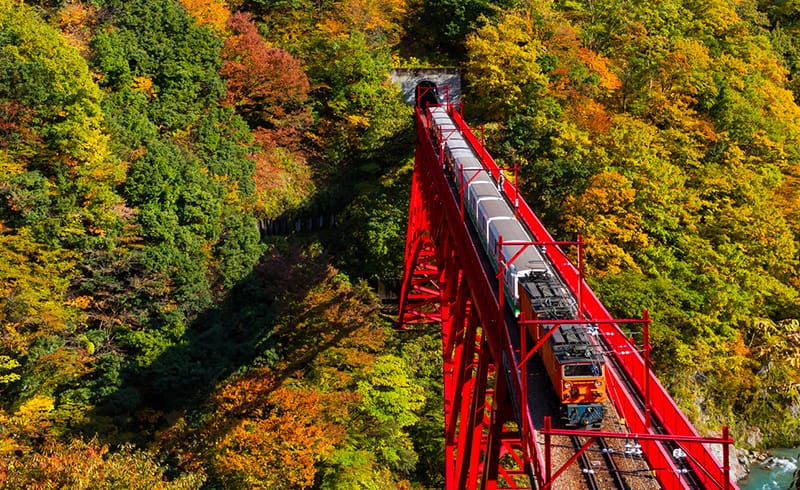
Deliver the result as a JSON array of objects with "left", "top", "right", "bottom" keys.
[{"left": 737, "top": 447, "right": 798, "bottom": 489}]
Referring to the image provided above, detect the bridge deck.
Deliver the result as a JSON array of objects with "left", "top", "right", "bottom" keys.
[{"left": 400, "top": 99, "right": 736, "bottom": 490}]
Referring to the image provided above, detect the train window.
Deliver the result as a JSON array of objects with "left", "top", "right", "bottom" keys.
[{"left": 563, "top": 364, "right": 602, "bottom": 378}]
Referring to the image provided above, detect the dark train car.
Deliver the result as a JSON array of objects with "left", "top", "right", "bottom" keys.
[{"left": 416, "top": 81, "right": 440, "bottom": 109}]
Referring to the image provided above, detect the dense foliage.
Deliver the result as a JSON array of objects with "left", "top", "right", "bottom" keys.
[{"left": 0, "top": 0, "right": 798, "bottom": 487}]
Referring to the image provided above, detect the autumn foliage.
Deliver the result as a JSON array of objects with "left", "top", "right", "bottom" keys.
[
  {"left": 156, "top": 248, "right": 424, "bottom": 488},
  {"left": 3, "top": 0, "right": 800, "bottom": 487},
  {"left": 221, "top": 12, "right": 311, "bottom": 148},
  {"left": 0, "top": 438, "right": 205, "bottom": 489},
  {"left": 179, "top": 0, "right": 229, "bottom": 32},
  {"left": 217, "top": 11, "right": 315, "bottom": 219},
  {"left": 465, "top": 1, "right": 800, "bottom": 445},
  {"left": 205, "top": 376, "right": 346, "bottom": 489}
]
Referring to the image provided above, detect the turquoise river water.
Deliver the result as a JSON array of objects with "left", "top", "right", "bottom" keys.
[{"left": 739, "top": 448, "right": 799, "bottom": 490}]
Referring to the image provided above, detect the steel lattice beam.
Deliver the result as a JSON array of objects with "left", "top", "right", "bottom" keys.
[{"left": 398, "top": 98, "right": 737, "bottom": 490}]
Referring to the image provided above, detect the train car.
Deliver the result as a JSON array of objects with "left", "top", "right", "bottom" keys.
[
  {"left": 518, "top": 274, "right": 606, "bottom": 428},
  {"left": 424, "top": 101, "right": 607, "bottom": 428},
  {"left": 429, "top": 107, "right": 548, "bottom": 309},
  {"left": 542, "top": 322, "right": 606, "bottom": 427}
]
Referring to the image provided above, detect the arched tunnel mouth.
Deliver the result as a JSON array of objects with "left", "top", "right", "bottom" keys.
[{"left": 415, "top": 80, "right": 440, "bottom": 109}]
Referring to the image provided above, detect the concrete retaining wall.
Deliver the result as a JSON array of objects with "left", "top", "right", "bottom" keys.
[{"left": 389, "top": 68, "right": 462, "bottom": 105}]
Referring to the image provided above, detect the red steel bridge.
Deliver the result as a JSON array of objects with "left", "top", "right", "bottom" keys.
[{"left": 398, "top": 91, "right": 738, "bottom": 490}]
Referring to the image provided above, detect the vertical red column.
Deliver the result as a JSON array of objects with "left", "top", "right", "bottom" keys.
[{"left": 398, "top": 144, "right": 441, "bottom": 327}]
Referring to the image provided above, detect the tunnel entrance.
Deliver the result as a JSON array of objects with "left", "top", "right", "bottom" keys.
[
  {"left": 415, "top": 80, "right": 441, "bottom": 108},
  {"left": 389, "top": 68, "right": 460, "bottom": 105}
]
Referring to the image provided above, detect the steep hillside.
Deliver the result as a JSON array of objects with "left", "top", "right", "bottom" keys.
[{"left": 0, "top": 0, "right": 798, "bottom": 488}]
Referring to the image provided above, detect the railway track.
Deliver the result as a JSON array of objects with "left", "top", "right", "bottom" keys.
[
  {"left": 572, "top": 435, "right": 613, "bottom": 490},
  {"left": 571, "top": 434, "right": 653, "bottom": 490},
  {"left": 568, "top": 419, "right": 662, "bottom": 490},
  {"left": 596, "top": 329, "right": 704, "bottom": 488}
]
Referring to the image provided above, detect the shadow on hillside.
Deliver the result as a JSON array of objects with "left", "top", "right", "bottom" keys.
[
  {"left": 78, "top": 244, "right": 338, "bottom": 446},
  {"left": 80, "top": 106, "right": 415, "bottom": 446}
]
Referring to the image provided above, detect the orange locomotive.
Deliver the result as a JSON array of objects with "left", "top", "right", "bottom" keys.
[{"left": 518, "top": 271, "right": 607, "bottom": 428}]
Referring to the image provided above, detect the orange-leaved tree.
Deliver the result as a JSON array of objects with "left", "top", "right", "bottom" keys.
[
  {"left": 0, "top": 437, "right": 205, "bottom": 489},
  {"left": 179, "top": 0, "right": 230, "bottom": 33},
  {"left": 219, "top": 11, "right": 315, "bottom": 220},
  {"left": 205, "top": 374, "right": 346, "bottom": 490},
  {"left": 221, "top": 11, "right": 311, "bottom": 148}
]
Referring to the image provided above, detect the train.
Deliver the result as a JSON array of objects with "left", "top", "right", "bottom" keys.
[{"left": 422, "top": 99, "right": 607, "bottom": 428}]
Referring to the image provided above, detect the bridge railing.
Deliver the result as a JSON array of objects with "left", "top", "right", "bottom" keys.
[
  {"left": 416, "top": 103, "right": 548, "bottom": 487},
  {"left": 446, "top": 105, "right": 737, "bottom": 490}
]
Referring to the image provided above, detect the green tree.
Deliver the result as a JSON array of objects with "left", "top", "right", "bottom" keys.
[
  {"left": 0, "top": 1, "right": 131, "bottom": 443},
  {"left": 0, "top": 0, "right": 124, "bottom": 249},
  {"left": 405, "top": 0, "right": 516, "bottom": 60},
  {"left": 465, "top": 12, "right": 549, "bottom": 120},
  {"left": 356, "top": 354, "right": 425, "bottom": 470},
  {"left": 308, "top": 30, "right": 408, "bottom": 166},
  {"left": 70, "top": 0, "right": 267, "bottom": 429}
]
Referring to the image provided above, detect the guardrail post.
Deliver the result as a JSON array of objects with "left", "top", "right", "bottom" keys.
[
  {"left": 644, "top": 309, "right": 652, "bottom": 429},
  {"left": 577, "top": 234, "right": 584, "bottom": 320},
  {"left": 544, "top": 416, "right": 552, "bottom": 486},
  {"left": 723, "top": 425, "right": 730, "bottom": 490},
  {"left": 520, "top": 311, "right": 528, "bottom": 463}
]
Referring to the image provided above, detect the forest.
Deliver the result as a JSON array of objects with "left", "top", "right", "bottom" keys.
[{"left": 0, "top": 0, "right": 798, "bottom": 487}]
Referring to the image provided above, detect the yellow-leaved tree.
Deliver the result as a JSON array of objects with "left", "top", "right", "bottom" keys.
[{"left": 465, "top": 12, "right": 549, "bottom": 120}]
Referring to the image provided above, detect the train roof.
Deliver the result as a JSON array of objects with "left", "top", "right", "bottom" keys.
[
  {"left": 453, "top": 157, "right": 483, "bottom": 171},
  {"left": 489, "top": 218, "right": 548, "bottom": 273},
  {"left": 428, "top": 107, "right": 454, "bottom": 125},
  {"left": 520, "top": 271, "right": 579, "bottom": 320},
  {"left": 479, "top": 199, "right": 516, "bottom": 222},
  {"left": 449, "top": 147, "right": 481, "bottom": 162},
  {"left": 548, "top": 323, "right": 604, "bottom": 364},
  {"left": 457, "top": 167, "right": 485, "bottom": 183},
  {"left": 444, "top": 135, "right": 470, "bottom": 149},
  {"left": 467, "top": 181, "right": 502, "bottom": 200}
]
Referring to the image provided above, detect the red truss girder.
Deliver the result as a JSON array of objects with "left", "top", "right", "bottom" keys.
[
  {"left": 399, "top": 100, "right": 737, "bottom": 490},
  {"left": 399, "top": 110, "right": 535, "bottom": 489},
  {"left": 398, "top": 239, "right": 441, "bottom": 325}
]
